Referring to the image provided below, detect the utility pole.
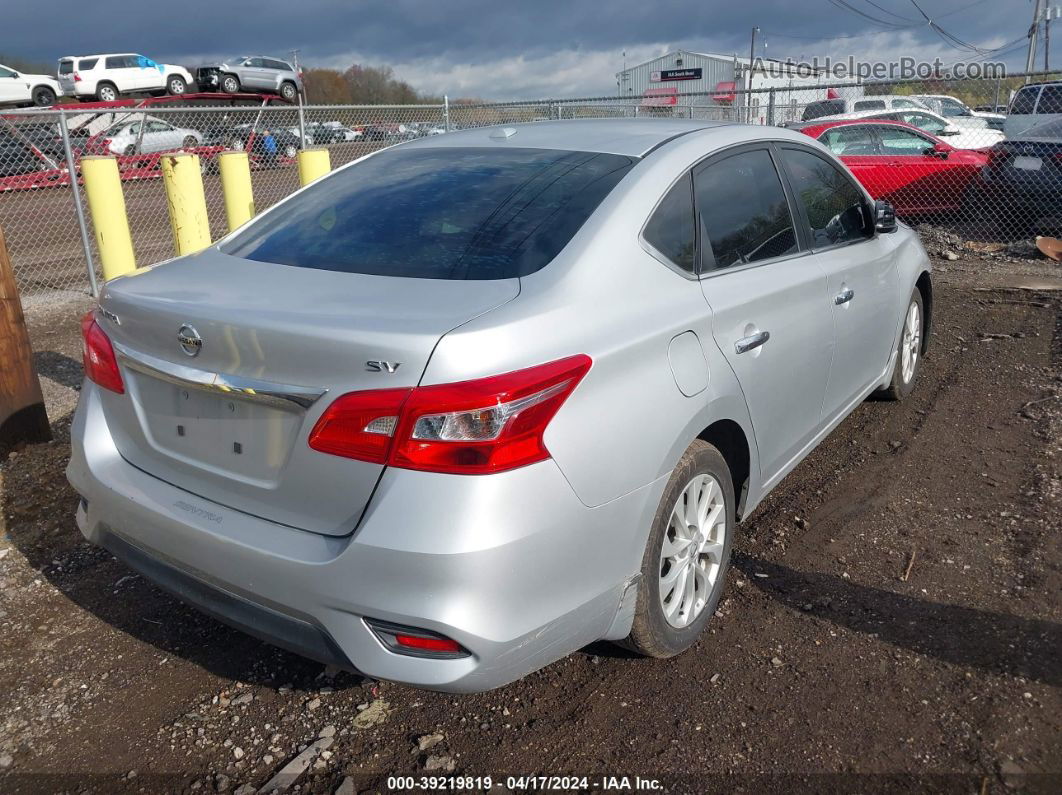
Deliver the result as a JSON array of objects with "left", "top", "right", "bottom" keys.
[
  {"left": 1026, "top": 0, "right": 1045, "bottom": 78},
  {"left": 747, "top": 26, "right": 759, "bottom": 123}
]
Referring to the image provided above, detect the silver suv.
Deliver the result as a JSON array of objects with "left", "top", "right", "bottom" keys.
[
  {"left": 68, "top": 120, "right": 932, "bottom": 692},
  {"left": 195, "top": 56, "right": 302, "bottom": 101}
]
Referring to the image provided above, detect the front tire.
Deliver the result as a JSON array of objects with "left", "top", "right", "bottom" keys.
[
  {"left": 167, "top": 75, "right": 187, "bottom": 95},
  {"left": 182, "top": 135, "right": 198, "bottom": 148},
  {"left": 220, "top": 74, "right": 240, "bottom": 94},
  {"left": 279, "top": 81, "right": 298, "bottom": 101},
  {"left": 881, "top": 289, "right": 924, "bottom": 401},
  {"left": 32, "top": 86, "right": 56, "bottom": 107},
  {"left": 620, "top": 440, "right": 734, "bottom": 658}
]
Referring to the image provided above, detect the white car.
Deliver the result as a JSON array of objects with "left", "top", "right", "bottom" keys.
[
  {"left": 97, "top": 116, "right": 203, "bottom": 155},
  {"left": 57, "top": 54, "right": 193, "bottom": 102},
  {"left": 322, "top": 121, "right": 363, "bottom": 141},
  {"left": 814, "top": 108, "right": 1004, "bottom": 151},
  {"left": 910, "top": 94, "right": 1005, "bottom": 131},
  {"left": 0, "top": 63, "right": 61, "bottom": 107}
]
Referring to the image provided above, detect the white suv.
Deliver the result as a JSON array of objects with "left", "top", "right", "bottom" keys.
[
  {"left": 0, "top": 63, "right": 61, "bottom": 107},
  {"left": 57, "top": 54, "right": 193, "bottom": 102}
]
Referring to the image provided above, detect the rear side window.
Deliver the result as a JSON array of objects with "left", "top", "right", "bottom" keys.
[
  {"left": 643, "top": 175, "right": 696, "bottom": 273},
  {"left": 854, "top": 99, "right": 887, "bottom": 111},
  {"left": 79, "top": 58, "right": 98, "bottom": 70},
  {"left": 781, "top": 148, "right": 870, "bottom": 249},
  {"left": 694, "top": 149, "right": 798, "bottom": 271},
  {"left": 1010, "top": 87, "right": 1039, "bottom": 115},
  {"left": 1037, "top": 86, "right": 1062, "bottom": 114},
  {"left": 802, "top": 100, "right": 843, "bottom": 121},
  {"left": 225, "top": 147, "right": 636, "bottom": 280},
  {"left": 59, "top": 60, "right": 74, "bottom": 74}
]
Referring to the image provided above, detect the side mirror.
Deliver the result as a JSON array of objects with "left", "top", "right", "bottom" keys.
[
  {"left": 926, "top": 142, "right": 950, "bottom": 159},
  {"left": 874, "top": 200, "right": 897, "bottom": 233},
  {"left": 939, "top": 124, "right": 960, "bottom": 136}
]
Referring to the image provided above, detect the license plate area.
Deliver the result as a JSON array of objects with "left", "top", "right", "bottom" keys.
[
  {"left": 1013, "top": 156, "right": 1043, "bottom": 171},
  {"left": 131, "top": 372, "right": 303, "bottom": 485}
]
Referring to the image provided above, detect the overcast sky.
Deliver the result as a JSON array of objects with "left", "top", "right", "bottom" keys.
[{"left": 6, "top": 0, "right": 1036, "bottom": 99}]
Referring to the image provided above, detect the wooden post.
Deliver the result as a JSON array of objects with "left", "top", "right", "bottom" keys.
[{"left": 0, "top": 224, "right": 51, "bottom": 455}]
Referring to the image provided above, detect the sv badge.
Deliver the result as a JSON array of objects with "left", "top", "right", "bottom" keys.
[{"left": 366, "top": 360, "right": 401, "bottom": 373}]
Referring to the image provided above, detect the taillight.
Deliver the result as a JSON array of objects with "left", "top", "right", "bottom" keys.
[
  {"left": 80, "top": 311, "right": 124, "bottom": 394},
  {"left": 73, "top": 73, "right": 81, "bottom": 82},
  {"left": 308, "top": 355, "right": 591, "bottom": 475}
]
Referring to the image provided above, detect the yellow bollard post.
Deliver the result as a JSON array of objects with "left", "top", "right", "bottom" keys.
[
  {"left": 297, "top": 148, "right": 331, "bottom": 186},
  {"left": 161, "top": 153, "right": 211, "bottom": 255},
  {"left": 79, "top": 156, "right": 137, "bottom": 280},
  {"left": 218, "top": 151, "right": 255, "bottom": 233}
]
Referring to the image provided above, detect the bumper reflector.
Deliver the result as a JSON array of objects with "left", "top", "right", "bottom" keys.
[{"left": 365, "top": 618, "right": 469, "bottom": 659}]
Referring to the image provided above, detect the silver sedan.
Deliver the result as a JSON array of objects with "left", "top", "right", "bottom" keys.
[{"left": 68, "top": 119, "right": 931, "bottom": 691}]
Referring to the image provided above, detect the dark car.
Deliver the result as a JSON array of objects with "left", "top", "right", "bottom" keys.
[
  {"left": 204, "top": 123, "right": 302, "bottom": 159},
  {"left": 305, "top": 122, "right": 346, "bottom": 145},
  {"left": 976, "top": 117, "right": 1062, "bottom": 233}
]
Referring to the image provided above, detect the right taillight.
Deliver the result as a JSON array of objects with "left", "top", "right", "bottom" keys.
[
  {"left": 80, "top": 311, "right": 124, "bottom": 394},
  {"left": 308, "top": 355, "right": 592, "bottom": 475}
]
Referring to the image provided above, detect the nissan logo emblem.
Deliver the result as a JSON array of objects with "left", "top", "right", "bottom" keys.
[{"left": 177, "top": 324, "right": 202, "bottom": 357}]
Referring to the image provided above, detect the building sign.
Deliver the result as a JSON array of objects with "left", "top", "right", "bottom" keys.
[{"left": 651, "top": 68, "right": 703, "bottom": 82}]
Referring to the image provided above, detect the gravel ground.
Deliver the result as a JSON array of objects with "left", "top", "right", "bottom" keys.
[{"left": 0, "top": 253, "right": 1059, "bottom": 794}]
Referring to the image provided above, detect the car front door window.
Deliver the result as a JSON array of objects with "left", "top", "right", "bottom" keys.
[{"left": 780, "top": 148, "right": 871, "bottom": 249}]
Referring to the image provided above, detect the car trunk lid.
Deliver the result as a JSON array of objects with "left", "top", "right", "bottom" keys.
[{"left": 95, "top": 249, "right": 519, "bottom": 536}]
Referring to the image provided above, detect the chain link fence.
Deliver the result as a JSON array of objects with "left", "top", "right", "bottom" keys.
[{"left": 1, "top": 71, "right": 1060, "bottom": 304}]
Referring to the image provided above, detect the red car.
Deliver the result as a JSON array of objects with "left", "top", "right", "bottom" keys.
[{"left": 796, "top": 119, "right": 988, "bottom": 215}]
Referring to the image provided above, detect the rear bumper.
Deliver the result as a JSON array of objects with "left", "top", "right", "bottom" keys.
[{"left": 67, "top": 383, "right": 662, "bottom": 692}]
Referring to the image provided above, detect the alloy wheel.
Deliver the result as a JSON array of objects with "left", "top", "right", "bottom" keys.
[
  {"left": 901, "top": 300, "right": 921, "bottom": 384},
  {"left": 658, "top": 474, "right": 727, "bottom": 628}
]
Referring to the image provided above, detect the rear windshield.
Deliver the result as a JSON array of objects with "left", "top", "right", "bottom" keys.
[
  {"left": 58, "top": 60, "right": 74, "bottom": 74},
  {"left": 224, "top": 146, "right": 636, "bottom": 280}
]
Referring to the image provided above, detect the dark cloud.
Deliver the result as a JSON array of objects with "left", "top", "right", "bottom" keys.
[{"left": 5, "top": 0, "right": 1030, "bottom": 98}]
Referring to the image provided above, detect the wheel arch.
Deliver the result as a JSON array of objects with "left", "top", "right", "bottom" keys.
[
  {"left": 915, "top": 270, "right": 932, "bottom": 355},
  {"left": 697, "top": 419, "right": 752, "bottom": 520}
]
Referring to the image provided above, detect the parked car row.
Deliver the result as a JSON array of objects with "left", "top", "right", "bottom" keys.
[{"left": 792, "top": 116, "right": 1061, "bottom": 232}]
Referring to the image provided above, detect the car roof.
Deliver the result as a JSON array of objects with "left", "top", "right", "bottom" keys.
[
  {"left": 797, "top": 118, "right": 931, "bottom": 139},
  {"left": 59, "top": 53, "right": 139, "bottom": 59},
  {"left": 815, "top": 107, "right": 943, "bottom": 122},
  {"left": 398, "top": 118, "right": 735, "bottom": 157}
]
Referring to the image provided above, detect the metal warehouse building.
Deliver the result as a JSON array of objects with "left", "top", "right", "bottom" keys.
[{"left": 614, "top": 49, "right": 860, "bottom": 124}]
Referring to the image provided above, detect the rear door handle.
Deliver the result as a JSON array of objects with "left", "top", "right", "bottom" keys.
[
  {"left": 735, "top": 330, "right": 770, "bottom": 354},
  {"left": 835, "top": 287, "right": 855, "bottom": 305}
]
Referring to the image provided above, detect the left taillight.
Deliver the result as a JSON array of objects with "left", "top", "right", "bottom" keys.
[
  {"left": 80, "top": 311, "right": 124, "bottom": 394},
  {"left": 308, "top": 355, "right": 592, "bottom": 475}
]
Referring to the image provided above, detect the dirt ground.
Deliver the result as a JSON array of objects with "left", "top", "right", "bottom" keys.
[{"left": 0, "top": 252, "right": 1059, "bottom": 794}]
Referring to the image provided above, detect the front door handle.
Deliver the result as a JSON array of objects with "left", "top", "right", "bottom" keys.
[
  {"left": 735, "top": 330, "right": 770, "bottom": 354},
  {"left": 834, "top": 287, "right": 855, "bottom": 305}
]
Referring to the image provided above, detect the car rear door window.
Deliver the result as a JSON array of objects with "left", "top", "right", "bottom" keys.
[
  {"left": 1010, "top": 87, "right": 1039, "bottom": 115},
  {"left": 225, "top": 146, "right": 636, "bottom": 280},
  {"left": 780, "top": 148, "right": 871, "bottom": 249},
  {"left": 693, "top": 148, "right": 798, "bottom": 271},
  {"left": 818, "top": 126, "right": 879, "bottom": 156},
  {"left": 643, "top": 175, "right": 696, "bottom": 273},
  {"left": 1036, "top": 86, "right": 1062, "bottom": 114}
]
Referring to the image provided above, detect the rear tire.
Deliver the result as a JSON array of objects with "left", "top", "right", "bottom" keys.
[
  {"left": 619, "top": 439, "right": 734, "bottom": 658},
  {"left": 96, "top": 83, "right": 119, "bottom": 102},
  {"left": 880, "top": 288, "right": 924, "bottom": 401},
  {"left": 167, "top": 75, "right": 187, "bottom": 95},
  {"left": 221, "top": 74, "right": 240, "bottom": 94},
  {"left": 32, "top": 86, "right": 56, "bottom": 107},
  {"left": 182, "top": 135, "right": 198, "bottom": 148}
]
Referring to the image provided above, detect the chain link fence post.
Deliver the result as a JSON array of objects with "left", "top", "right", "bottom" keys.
[
  {"left": 58, "top": 109, "right": 99, "bottom": 297},
  {"left": 444, "top": 95, "right": 451, "bottom": 133}
]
